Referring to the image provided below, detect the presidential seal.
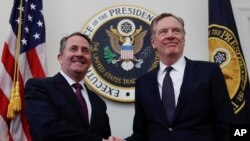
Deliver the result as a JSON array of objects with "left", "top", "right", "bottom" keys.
[
  {"left": 209, "top": 24, "right": 248, "bottom": 113},
  {"left": 81, "top": 5, "right": 159, "bottom": 102}
]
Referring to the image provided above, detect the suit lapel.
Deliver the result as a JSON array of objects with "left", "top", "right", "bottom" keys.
[
  {"left": 173, "top": 58, "right": 198, "bottom": 121},
  {"left": 85, "top": 87, "right": 97, "bottom": 128},
  {"left": 52, "top": 73, "right": 89, "bottom": 128},
  {"left": 149, "top": 68, "right": 162, "bottom": 101},
  {"left": 147, "top": 68, "right": 170, "bottom": 125}
]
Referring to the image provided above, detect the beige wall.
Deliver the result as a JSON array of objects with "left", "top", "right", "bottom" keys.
[{"left": 0, "top": 0, "right": 249, "bottom": 138}]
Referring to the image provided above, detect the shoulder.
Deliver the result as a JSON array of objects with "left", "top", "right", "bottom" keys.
[
  {"left": 185, "top": 58, "right": 223, "bottom": 77},
  {"left": 26, "top": 73, "right": 62, "bottom": 85},
  {"left": 139, "top": 67, "right": 158, "bottom": 78},
  {"left": 26, "top": 77, "right": 52, "bottom": 86},
  {"left": 135, "top": 67, "right": 158, "bottom": 86},
  {"left": 186, "top": 58, "right": 220, "bottom": 69},
  {"left": 25, "top": 73, "right": 63, "bottom": 89}
]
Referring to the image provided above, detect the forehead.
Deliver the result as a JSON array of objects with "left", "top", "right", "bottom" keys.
[
  {"left": 66, "top": 35, "right": 90, "bottom": 47},
  {"left": 155, "top": 16, "right": 181, "bottom": 29}
]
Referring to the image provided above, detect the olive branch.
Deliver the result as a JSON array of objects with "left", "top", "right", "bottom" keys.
[{"left": 104, "top": 46, "right": 117, "bottom": 64}]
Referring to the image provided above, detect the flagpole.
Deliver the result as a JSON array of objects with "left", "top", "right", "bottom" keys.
[{"left": 7, "top": 0, "right": 23, "bottom": 119}]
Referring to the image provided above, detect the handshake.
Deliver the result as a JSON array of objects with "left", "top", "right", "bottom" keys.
[{"left": 103, "top": 136, "right": 125, "bottom": 141}]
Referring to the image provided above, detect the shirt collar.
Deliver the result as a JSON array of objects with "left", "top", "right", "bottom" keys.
[
  {"left": 60, "top": 70, "right": 84, "bottom": 87},
  {"left": 159, "top": 56, "right": 186, "bottom": 74}
]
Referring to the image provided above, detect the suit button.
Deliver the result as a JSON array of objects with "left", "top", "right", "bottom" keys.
[{"left": 168, "top": 127, "right": 173, "bottom": 132}]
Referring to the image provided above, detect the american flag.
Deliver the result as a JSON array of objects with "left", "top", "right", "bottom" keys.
[{"left": 0, "top": 0, "right": 47, "bottom": 141}]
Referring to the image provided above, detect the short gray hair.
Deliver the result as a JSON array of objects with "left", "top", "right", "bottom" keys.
[{"left": 150, "top": 13, "right": 186, "bottom": 37}]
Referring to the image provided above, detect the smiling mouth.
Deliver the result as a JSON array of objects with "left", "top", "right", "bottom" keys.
[
  {"left": 73, "top": 61, "right": 84, "bottom": 64},
  {"left": 164, "top": 42, "right": 177, "bottom": 47}
]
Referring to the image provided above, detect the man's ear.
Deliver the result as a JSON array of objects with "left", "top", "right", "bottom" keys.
[
  {"left": 57, "top": 53, "right": 62, "bottom": 63},
  {"left": 151, "top": 38, "right": 156, "bottom": 49}
]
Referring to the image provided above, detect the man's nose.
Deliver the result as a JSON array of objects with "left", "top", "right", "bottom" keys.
[
  {"left": 165, "top": 31, "right": 175, "bottom": 39},
  {"left": 76, "top": 49, "right": 84, "bottom": 56}
]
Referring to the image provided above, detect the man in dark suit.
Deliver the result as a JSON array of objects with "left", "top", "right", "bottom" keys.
[
  {"left": 112, "top": 13, "right": 234, "bottom": 141},
  {"left": 25, "top": 32, "right": 111, "bottom": 141}
]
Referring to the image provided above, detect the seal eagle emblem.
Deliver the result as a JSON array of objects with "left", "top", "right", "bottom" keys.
[
  {"left": 81, "top": 5, "right": 159, "bottom": 102},
  {"left": 106, "top": 19, "right": 147, "bottom": 71}
]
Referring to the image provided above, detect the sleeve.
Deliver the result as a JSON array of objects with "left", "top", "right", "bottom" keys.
[
  {"left": 125, "top": 78, "right": 147, "bottom": 141},
  {"left": 211, "top": 64, "right": 234, "bottom": 141},
  {"left": 24, "top": 78, "right": 103, "bottom": 141}
]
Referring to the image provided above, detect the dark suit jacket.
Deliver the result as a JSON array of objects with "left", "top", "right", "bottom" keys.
[
  {"left": 24, "top": 73, "right": 111, "bottom": 141},
  {"left": 126, "top": 58, "right": 234, "bottom": 141}
]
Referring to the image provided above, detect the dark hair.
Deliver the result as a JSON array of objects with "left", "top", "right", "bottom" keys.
[
  {"left": 150, "top": 13, "right": 186, "bottom": 37},
  {"left": 59, "top": 32, "right": 92, "bottom": 53}
]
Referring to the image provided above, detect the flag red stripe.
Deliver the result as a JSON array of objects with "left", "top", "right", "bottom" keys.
[
  {"left": 26, "top": 48, "right": 45, "bottom": 78},
  {"left": 8, "top": 131, "right": 13, "bottom": 141},
  {"left": 18, "top": 72, "right": 32, "bottom": 141},
  {"left": 1, "top": 43, "right": 15, "bottom": 80},
  {"left": 0, "top": 89, "right": 10, "bottom": 125}
]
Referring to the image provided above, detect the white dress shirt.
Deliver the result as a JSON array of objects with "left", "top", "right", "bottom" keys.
[
  {"left": 157, "top": 56, "right": 186, "bottom": 105},
  {"left": 60, "top": 70, "right": 92, "bottom": 123}
]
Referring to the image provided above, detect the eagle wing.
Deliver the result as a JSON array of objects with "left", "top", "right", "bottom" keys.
[
  {"left": 134, "top": 30, "right": 148, "bottom": 54},
  {"left": 106, "top": 30, "right": 120, "bottom": 54}
]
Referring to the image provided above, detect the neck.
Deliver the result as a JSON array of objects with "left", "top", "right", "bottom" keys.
[{"left": 161, "top": 54, "right": 182, "bottom": 66}]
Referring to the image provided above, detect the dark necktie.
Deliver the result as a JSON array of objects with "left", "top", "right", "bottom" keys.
[
  {"left": 72, "top": 83, "right": 89, "bottom": 124},
  {"left": 162, "top": 67, "right": 175, "bottom": 123}
]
